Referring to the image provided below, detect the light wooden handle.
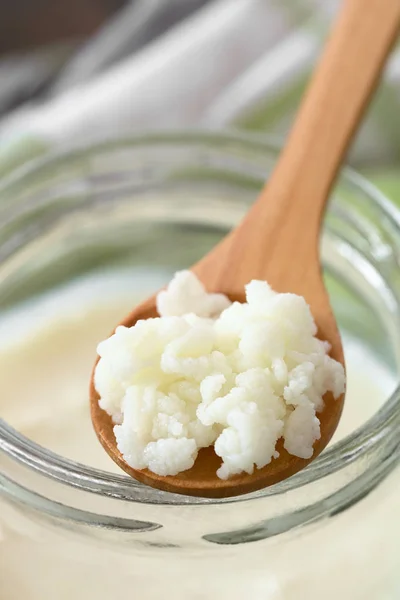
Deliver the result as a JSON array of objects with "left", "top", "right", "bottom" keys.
[
  {"left": 195, "top": 0, "right": 400, "bottom": 298},
  {"left": 254, "top": 0, "right": 400, "bottom": 243}
]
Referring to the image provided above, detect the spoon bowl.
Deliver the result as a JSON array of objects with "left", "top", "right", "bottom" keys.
[{"left": 90, "top": 291, "right": 343, "bottom": 498}]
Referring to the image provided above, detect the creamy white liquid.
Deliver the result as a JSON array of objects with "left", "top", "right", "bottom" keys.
[{"left": 0, "top": 269, "right": 398, "bottom": 600}]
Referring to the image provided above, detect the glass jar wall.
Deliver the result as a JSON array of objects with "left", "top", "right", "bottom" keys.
[{"left": 0, "top": 132, "right": 399, "bottom": 600}]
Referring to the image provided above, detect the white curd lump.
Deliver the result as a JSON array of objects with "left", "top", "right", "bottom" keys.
[{"left": 94, "top": 271, "right": 345, "bottom": 479}]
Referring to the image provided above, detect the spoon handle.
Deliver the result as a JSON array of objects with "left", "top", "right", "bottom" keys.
[
  {"left": 259, "top": 0, "right": 400, "bottom": 237},
  {"left": 196, "top": 0, "right": 400, "bottom": 295}
]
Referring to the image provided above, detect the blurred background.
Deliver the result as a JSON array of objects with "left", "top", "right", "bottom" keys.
[{"left": 0, "top": 0, "right": 399, "bottom": 199}]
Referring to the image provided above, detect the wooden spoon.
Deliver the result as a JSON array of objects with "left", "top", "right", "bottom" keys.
[{"left": 90, "top": 0, "right": 400, "bottom": 498}]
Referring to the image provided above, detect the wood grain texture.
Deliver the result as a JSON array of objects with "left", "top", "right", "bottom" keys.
[{"left": 90, "top": 0, "right": 400, "bottom": 498}]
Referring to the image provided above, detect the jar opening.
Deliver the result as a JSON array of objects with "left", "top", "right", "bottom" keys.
[{"left": 0, "top": 132, "right": 399, "bottom": 527}]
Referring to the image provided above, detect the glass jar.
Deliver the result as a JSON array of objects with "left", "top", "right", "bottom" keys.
[{"left": 0, "top": 131, "right": 399, "bottom": 600}]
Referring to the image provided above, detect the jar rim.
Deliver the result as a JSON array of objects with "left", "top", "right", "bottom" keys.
[{"left": 0, "top": 128, "right": 399, "bottom": 509}]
